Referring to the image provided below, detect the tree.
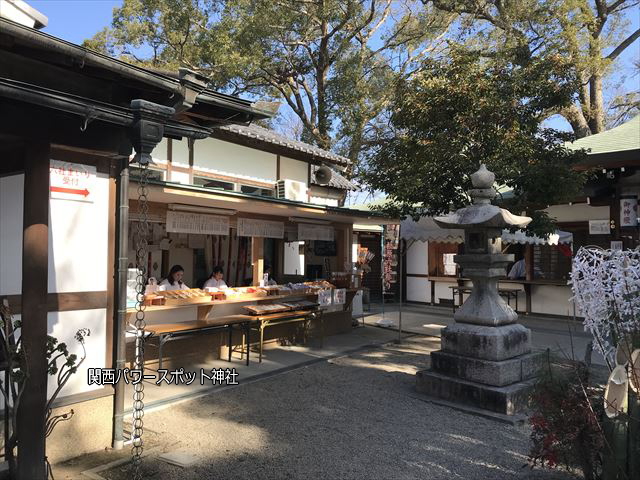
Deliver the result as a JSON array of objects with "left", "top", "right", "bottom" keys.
[
  {"left": 0, "top": 300, "right": 90, "bottom": 477},
  {"left": 361, "top": 50, "right": 588, "bottom": 236},
  {"left": 425, "top": 0, "right": 640, "bottom": 137},
  {"left": 85, "top": 0, "right": 454, "bottom": 161}
]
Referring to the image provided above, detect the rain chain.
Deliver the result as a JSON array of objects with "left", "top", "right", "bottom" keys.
[{"left": 132, "top": 163, "right": 151, "bottom": 479}]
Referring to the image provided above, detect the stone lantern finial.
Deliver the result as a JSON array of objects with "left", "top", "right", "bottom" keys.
[{"left": 469, "top": 164, "right": 496, "bottom": 205}]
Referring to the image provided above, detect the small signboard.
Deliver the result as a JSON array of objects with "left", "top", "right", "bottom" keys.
[
  {"left": 588, "top": 219, "right": 610, "bottom": 235},
  {"left": 298, "top": 224, "right": 334, "bottom": 241},
  {"left": 49, "top": 160, "right": 96, "bottom": 203},
  {"left": 237, "top": 218, "right": 284, "bottom": 239},
  {"left": 333, "top": 288, "right": 346, "bottom": 305},
  {"left": 166, "top": 211, "right": 229, "bottom": 236}
]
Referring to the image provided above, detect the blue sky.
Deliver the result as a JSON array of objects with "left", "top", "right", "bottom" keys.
[{"left": 30, "top": 0, "right": 120, "bottom": 43}]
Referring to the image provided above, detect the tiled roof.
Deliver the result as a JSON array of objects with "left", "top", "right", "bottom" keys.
[
  {"left": 567, "top": 116, "right": 640, "bottom": 154},
  {"left": 310, "top": 165, "right": 357, "bottom": 190},
  {"left": 216, "top": 123, "right": 351, "bottom": 168}
]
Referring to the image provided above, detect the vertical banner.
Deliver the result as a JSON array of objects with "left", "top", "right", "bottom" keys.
[
  {"left": 620, "top": 196, "right": 638, "bottom": 227},
  {"left": 382, "top": 224, "right": 400, "bottom": 295}
]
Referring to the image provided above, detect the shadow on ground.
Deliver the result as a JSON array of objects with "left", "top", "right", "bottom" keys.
[{"left": 62, "top": 336, "right": 582, "bottom": 480}]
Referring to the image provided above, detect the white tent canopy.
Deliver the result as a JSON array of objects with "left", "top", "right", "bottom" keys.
[{"left": 401, "top": 217, "right": 572, "bottom": 245}]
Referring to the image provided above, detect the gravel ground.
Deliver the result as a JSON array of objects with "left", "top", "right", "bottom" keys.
[{"left": 100, "top": 336, "right": 579, "bottom": 480}]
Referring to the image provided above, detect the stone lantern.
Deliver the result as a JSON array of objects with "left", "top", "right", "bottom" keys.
[{"left": 416, "top": 165, "right": 542, "bottom": 415}]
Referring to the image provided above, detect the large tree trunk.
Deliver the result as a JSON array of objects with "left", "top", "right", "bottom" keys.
[
  {"left": 588, "top": 74, "right": 605, "bottom": 134},
  {"left": 561, "top": 104, "right": 592, "bottom": 138}
]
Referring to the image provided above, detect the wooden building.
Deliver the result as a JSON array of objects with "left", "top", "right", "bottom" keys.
[
  {"left": 0, "top": 13, "right": 392, "bottom": 478},
  {"left": 401, "top": 116, "right": 640, "bottom": 317}
]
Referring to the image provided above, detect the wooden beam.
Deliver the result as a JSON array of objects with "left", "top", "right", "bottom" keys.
[
  {"left": 1, "top": 291, "right": 108, "bottom": 315},
  {"left": 17, "top": 140, "right": 50, "bottom": 480},
  {"left": 251, "top": 237, "right": 264, "bottom": 286}
]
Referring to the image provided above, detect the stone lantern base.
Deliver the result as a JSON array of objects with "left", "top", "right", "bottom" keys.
[{"left": 416, "top": 323, "right": 544, "bottom": 415}]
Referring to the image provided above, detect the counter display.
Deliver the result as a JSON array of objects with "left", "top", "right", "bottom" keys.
[{"left": 131, "top": 280, "right": 342, "bottom": 314}]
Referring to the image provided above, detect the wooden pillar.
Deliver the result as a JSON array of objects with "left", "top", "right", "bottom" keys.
[
  {"left": 524, "top": 245, "right": 534, "bottom": 314},
  {"left": 17, "top": 141, "right": 50, "bottom": 480},
  {"left": 251, "top": 237, "right": 264, "bottom": 286}
]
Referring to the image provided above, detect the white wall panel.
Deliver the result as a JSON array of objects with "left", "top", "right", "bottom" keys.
[
  {"left": 280, "top": 156, "right": 308, "bottom": 184},
  {"left": 48, "top": 172, "right": 110, "bottom": 293},
  {"left": 0, "top": 174, "right": 24, "bottom": 295},
  {"left": 194, "top": 138, "right": 276, "bottom": 181},
  {"left": 544, "top": 203, "right": 610, "bottom": 223},
  {"left": 406, "top": 277, "right": 430, "bottom": 303},
  {"left": 434, "top": 280, "right": 456, "bottom": 305},
  {"left": 530, "top": 285, "right": 573, "bottom": 317},
  {"left": 172, "top": 138, "right": 190, "bottom": 166},
  {"left": 406, "top": 240, "right": 428, "bottom": 275},
  {"left": 47, "top": 309, "right": 106, "bottom": 398}
]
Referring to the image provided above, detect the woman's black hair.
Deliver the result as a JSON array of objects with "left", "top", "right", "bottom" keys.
[
  {"left": 166, "top": 264, "right": 185, "bottom": 286},
  {"left": 208, "top": 266, "right": 224, "bottom": 278}
]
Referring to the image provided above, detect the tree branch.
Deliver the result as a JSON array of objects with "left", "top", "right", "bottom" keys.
[{"left": 606, "top": 27, "right": 640, "bottom": 60}]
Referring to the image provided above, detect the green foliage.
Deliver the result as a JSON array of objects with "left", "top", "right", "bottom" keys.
[
  {"left": 84, "top": 0, "right": 453, "bottom": 160},
  {"left": 361, "top": 50, "right": 588, "bottom": 236},
  {"left": 427, "top": 0, "right": 640, "bottom": 136}
]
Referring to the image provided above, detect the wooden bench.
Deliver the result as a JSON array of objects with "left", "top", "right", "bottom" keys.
[
  {"left": 247, "top": 309, "right": 323, "bottom": 363},
  {"left": 142, "top": 316, "right": 252, "bottom": 369}
]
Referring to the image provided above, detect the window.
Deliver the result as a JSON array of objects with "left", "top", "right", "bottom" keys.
[
  {"left": 533, "top": 245, "right": 572, "bottom": 280},
  {"left": 240, "top": 185, "right": 274, "bottom": 197},
  {"left": 193, "top": 176, "right": 235, "bottom": 191},
  {"left": 428, "top": 242, "right": 460, "bottom": 276}
]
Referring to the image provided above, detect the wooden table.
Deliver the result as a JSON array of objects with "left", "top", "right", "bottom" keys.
[
  {"left": 449, "top": 286, "right": 521, "bottom": 313},
  {"left": 247, "top": 309, "right": 323, "bottom": 363},
  {"left": 144, "top": 316, "right": 252, "bottom": 369}
]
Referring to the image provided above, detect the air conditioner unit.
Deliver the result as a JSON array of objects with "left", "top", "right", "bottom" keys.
[{"left": 276, "top": 179, "right": 308, "bottom": 202}]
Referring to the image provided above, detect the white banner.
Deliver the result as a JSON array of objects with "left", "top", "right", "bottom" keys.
[
  {"left": 49, "top": 160, "right": 96, "bottom": 203},
  {"left": 298, "top": 224, "right": 334, "bottom": 241},
  {"left": 237, "top": 218, "right": 284, "bottom": 239},
  {"left": 166, "top": 211, "right": 229, "bottom": 236},
  {"left": 620, "top": 196, "right": 638, "bottom": 227}
]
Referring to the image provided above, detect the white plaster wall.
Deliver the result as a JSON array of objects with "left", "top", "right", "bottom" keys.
[
  {"left": 47, "top": 309, "right": 106, "bottom": 397},
  {"left": 544, "top": 203, "right": 610, "bottom": 223},
  {"left": 154, "top": 137, "right": 169, "bottom": 163},
  {"left": 1, "top": 169, "right": 110, "bottom": 400},
  {"left": 407, "top": 277, "right": 430, "bottom": 303},
  {"left": 48, "top": 172, "right": 110, "bottom": 293},
  {"left": 172, "top": 138, "right": 190, "bottom": 167},
  {"left": 194, "top": 138, "right": 276, "bottom": 182},
  {"left": 309, "top": 196, "right": 339, "bottom": 206},
  {"left": 406, "top": 240, "right": 428, "bottom": 275},
  {"left": 434, "top": 279, "right": 457, "bottom": 304},
  {"left": 280, "top": 156, "right": 308, "bottom": 184},
  {"left": 530, "top": 285, "right": 574, "bottom": 317},
  {"left": 169, "top": 170, "right": 190, "bottom": 184},
  {"left": 0, "top": 174, "right": 24, "bottom": 295}
]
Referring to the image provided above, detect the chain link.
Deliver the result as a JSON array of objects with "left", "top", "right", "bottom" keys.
[{"left": 132, "top": 163, "right": 150, "bottom": 479}]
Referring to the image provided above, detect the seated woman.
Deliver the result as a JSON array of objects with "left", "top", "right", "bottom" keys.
[
  {"left": 203, "top": 266, "right": 228, "bottom": 289},
  {"left": 159, "top": 264, "right": 189, "bottom": 291}
]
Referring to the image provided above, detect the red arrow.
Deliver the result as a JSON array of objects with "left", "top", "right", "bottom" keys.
[{"left": 50, "top": 186, "right": 90, "bottom": 197}]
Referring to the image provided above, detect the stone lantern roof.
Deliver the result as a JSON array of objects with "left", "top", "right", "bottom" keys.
[{"left": 434, "top": 165, "right": 531, "bottom": 230}]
